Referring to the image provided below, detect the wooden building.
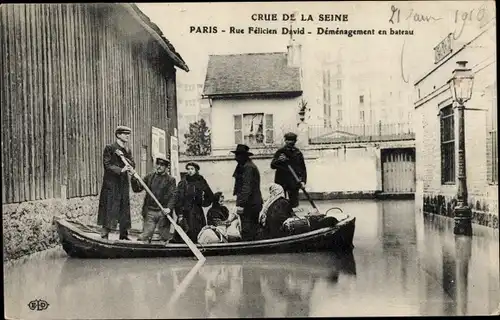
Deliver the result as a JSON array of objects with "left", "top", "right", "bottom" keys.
[{"left": 0, "top": 3, "right": 189, "bottom": 204}]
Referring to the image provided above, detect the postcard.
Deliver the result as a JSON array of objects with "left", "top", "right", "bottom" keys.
[{"left": 2, "top": 1, "right": 498, "bottom": 318}]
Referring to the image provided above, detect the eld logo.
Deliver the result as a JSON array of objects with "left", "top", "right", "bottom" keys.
[{"left": 28, "top": 299, "right": 50, "bottom": 311}]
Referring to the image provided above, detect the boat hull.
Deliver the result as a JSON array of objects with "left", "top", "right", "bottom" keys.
[{"left": 55, "top": 216, "right": 355, "bottom": 259}]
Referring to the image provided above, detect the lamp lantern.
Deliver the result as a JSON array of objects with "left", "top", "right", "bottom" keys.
[{"left": 450, "top": 61, "right": 474, "bottom": 105}]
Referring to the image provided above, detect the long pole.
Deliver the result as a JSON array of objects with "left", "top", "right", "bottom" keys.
[
  {"left": 287, "top": 164, "right": 319, "bottom": 211},
  {"left": 119, "top": 155, "right": 206, "bottom": 261}
]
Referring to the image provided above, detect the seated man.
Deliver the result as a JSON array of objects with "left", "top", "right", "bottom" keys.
[
  {"left": 257, "top": 183, "right": 297, "bottom": 239},
  {"left": 131, "top": 157, "right": 176, "bottom": 243}
]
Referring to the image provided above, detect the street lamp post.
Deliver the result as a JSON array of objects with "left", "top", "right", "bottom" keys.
[{"left": 449, "top": 61, "right": 474, "bottom": 236}]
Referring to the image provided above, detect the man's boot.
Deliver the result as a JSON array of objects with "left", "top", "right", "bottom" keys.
[{"left": 119, "top": 229, "right": 130, "bottom": 241}]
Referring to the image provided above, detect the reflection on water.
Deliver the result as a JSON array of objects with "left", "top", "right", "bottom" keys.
[{"left": 4, "top": 200, "right": 499, "bottom": 318}]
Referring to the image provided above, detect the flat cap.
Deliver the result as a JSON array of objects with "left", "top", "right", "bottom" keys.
[
  {"left": 115, "top": 126, "right": 132, "bottom": 135},
  {"left": 156, "top": 157, "right": 170, "bottom": 166},
  {"left": 284, "top": 132, "right": 297, "bottom": 141}
]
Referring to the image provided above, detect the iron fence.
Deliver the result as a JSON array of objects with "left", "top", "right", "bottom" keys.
[{"left": 309, "top": 121, "right": 415, "bottom": 144}]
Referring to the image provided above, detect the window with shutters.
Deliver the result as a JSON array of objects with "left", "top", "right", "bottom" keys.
[
  {"left": 265, "top": 114, "right": 274, "bottom": 144},
  {"left": 234, "top": 113, "right": 273, "bottom": 146},
  {"left": 440, "top": 105, "right": 455, "bottom": 184},
  {"left": 234, "top": 114, "right": 243, "bottom": 144}
]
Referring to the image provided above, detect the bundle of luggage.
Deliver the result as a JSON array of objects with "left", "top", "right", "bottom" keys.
[
  {"left": 282, "top": 214, "right": 339, "bottom": 235},
  {"left": 197, "top": 217, "right": 242, "bottom": 244},
  {"left": 197, "top": 213, "right": 339, "bottom": 244}
]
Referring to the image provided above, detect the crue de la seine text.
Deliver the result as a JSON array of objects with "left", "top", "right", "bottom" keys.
[
  {"left": 250, "top": 13, "right": 349, "bottom": 22},
  {"left": 189, "top": 11, "right": 415, "bottom": 37}
]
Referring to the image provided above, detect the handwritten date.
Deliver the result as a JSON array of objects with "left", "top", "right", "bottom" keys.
[
  {"left": 389, "top": 5, "right": 442, "bottom": 24},
  {"left": 453, "top": 3, "right": 492, "bottom": 40}
]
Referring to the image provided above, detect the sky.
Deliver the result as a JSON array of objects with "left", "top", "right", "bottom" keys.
[{"left": 136, "top": 1, "right": 496, "bottom": 88}]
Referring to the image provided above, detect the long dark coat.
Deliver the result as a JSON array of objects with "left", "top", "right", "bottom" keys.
[
  {"left": 206, "top": 205, "right": 229, "bottom": 226},
  {"left": 175, "top": 174, "right": 214, "bottom": 242},
  {"left": 97, "top": 142, "right": 135, "bottom": 229},
  {"left": 232, "top": 159, "right": 264, "bottom": 240},
  {"left": 232, "top": 159, "right": 263, "bottom": 210},
  {"left": 270, "top": 146, "right": 307, "bottom": 190},
  {"left": 131, "top": 171, "right": 177, "bottom": 218}
]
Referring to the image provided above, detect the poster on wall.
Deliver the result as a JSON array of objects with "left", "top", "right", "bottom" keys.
[
  {"left": 170, "top": 135, "right": 180, "bottom": 183},
  {"left": 151, "top": 126, "right": 167, "bottom": 162}
]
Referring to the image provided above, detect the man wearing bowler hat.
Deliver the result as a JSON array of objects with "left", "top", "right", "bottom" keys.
[
  {"left": 271, "top": 132, "right": 307, "bottom": 209},
  {"left": 230, "top": 144, "right": 263, "bottom": 241},
  {"left": 97, "top": 125, "right": 136, "bottom": 240},
  {"left": 131, "top": 156, "right": 177, "bottom": 243}
]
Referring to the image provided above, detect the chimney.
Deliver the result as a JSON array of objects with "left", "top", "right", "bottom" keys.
[
  {"left": 287, "top": 10, "right": 302, "bottom": 68},
  {"left": 287, "top": 39, "right": 302, "bottom": 68}
]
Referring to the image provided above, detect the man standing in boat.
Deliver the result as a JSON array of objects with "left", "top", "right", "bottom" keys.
[
  {"left": 131, "top": 156, "right": 177, "bottom": 243},
  {"left": 270, "top": 132, "right": 307, "bottom": 211},
  {"left": 97, "top": 125, "right": 136, "bottom": 240},
  {"left": 230, "top": 144, "right": 263, "bottom": 241}
]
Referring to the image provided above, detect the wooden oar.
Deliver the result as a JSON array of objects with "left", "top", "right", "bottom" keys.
[
  {"left": 118, "top": 154, "right": 206, "bottom": 262},
  {"left": 166, "top": 259, "right": 205, "bottom": 309},
  {"left": 286, "top": 164, "right": 320, "bottom": 212}
]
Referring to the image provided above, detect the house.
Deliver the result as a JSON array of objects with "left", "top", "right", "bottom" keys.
[
  {"left": 1, "top": 3, "right": 188, "bottom": 259},
  {"left": 202, "top": 40, "right": 303, "bottom": 156},
  {"left": 414, "top": 21, "right": 497, "bottom": 229}
]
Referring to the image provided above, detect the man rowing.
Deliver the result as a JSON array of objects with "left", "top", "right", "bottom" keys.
[
  {"left": 270, "top": 132, "right": 308, "bottom": 211},
  {"left": 97, "top": 125, "right": 136, "bottom": 240}
]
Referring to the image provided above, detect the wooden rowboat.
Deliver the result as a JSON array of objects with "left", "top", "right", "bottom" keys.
[{"left": 54, "top": 215, "right": 355, "bottom": 259}]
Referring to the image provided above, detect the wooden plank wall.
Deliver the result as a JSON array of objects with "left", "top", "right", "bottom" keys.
[{"left": 1, "top": 3, "right": 177, "bottom": 204}]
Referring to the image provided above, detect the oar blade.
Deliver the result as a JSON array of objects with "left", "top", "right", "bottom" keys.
[{"left": 166, "top": 215, "right": 206, "bottom": 262}]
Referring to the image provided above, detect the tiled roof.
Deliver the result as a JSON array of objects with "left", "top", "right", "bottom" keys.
[{"left": 203, "top": 52, "right": 302, "bottom": 97}]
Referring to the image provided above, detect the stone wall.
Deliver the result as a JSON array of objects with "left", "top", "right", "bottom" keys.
[
  {"left": 423, "top": 194, "right": 498, "bottom": 229},
  {"left": 2, "top": 192, "right": 146, "bottom": 261}
]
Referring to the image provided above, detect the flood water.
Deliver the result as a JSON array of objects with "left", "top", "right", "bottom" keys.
[{"left": 4, "top": 199, "right": 499, "bottom": 318}]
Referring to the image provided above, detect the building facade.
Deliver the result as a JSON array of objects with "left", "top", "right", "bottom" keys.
[
  {"left": 414, "top": 22, "right": 497, "bottom": 228},
  {"left": 202, "top": 50, "right": 303, "bottom": 156},
  {"left": 177, "top": 78, "right": 211, "bottom": 154},
  {"left": 1, "top": 3, "right": 188, "bottom": 259},
  {"left": 302, "top": 47, "right": 414, "bottom": 144},
  {"left": 321, "top": 52, "right": 414, "bottom": 125}
]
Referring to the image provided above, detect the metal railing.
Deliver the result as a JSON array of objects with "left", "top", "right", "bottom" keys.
[{"left": 309, "top": 121, "right": 415, "bottom": 144}]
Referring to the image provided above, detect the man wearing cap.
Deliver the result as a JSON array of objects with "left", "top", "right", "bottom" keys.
[
  {"left": 230, "top": 144, "right": 263, "bottom": 241},
  {"left": 270, "top": 132, "right": 307, "bottom": 209},
  {"left": 131, "top": 156, "right": 177, "bottom": 243},
  {"left": 97, "top": 125, "right": 136, "bottom": 240}
]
